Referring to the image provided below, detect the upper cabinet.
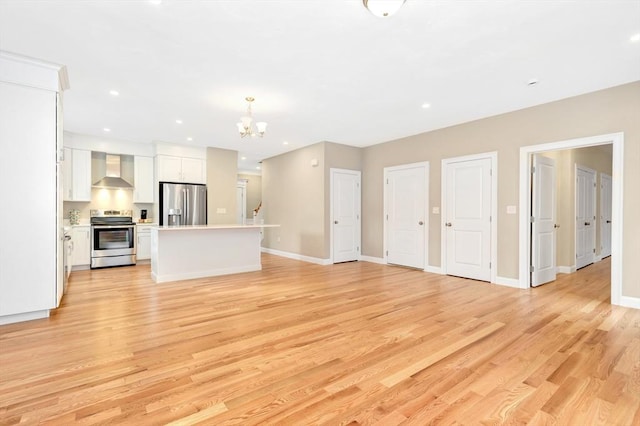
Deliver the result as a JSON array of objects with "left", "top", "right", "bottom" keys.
[
  {"left": 156, "top": 155, "right": 206, "bottom": 184},
  {"left": 63, "top": 147, "right": 92, "bottom": 202},
  {"left": 133, "top": 156, "right": 154, "bottom": 203}
]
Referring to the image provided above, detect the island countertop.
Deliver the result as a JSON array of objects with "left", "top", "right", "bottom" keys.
[{"left": 155, "top": 224, "right": 279, "bottom": 231}]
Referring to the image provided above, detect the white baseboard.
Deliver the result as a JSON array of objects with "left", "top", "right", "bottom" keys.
[
  {"left": 557, "top": 265, "right": 576, "bottom": 274},
  {"left": 424, "top": 265, "right": 443, "bottom": 275},
  {"left": 261, "top": 247, "right": 331, "bottom": 265},
  {"left": 495, "top": 276, "right": 521, "bottom": 288},
  {"left": 0, "top": 309, "right": 50, "bottom": 325},
  {"left": 72, "top": 265, "right": 90, "bottom": 271},
  {"left": 619, "top": 296, "right": 640, "bottom": 310},
  {"left": 360, "top": 255, "right": 386, "bottom": 265}
]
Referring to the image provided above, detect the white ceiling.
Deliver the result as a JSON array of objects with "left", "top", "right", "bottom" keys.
[{"left": 1, "top": 1, "right": 639, "bottom": 173}]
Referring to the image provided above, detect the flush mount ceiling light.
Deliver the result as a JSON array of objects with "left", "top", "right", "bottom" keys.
[
  {"left": 363, "top": 0, "right": 406, "bottom": 17},
  {"left": 237, "top": 97, "right": 267, "bottom": 138}
]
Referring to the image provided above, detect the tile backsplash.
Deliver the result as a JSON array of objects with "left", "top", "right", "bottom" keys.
[{"left": 64, "top": 188, "right": 155, "bottom": 223}]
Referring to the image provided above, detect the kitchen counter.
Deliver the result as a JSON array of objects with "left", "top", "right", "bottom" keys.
[
  {"left": 150, "top": 224, "right": 279, "bottom": 283},
  {"left": 156, "top": 224, "right": 278, "bottom": 231}
]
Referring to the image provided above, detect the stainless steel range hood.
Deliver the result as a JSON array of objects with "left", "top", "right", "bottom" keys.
[{"left": 92, "top": 154, "right": 133, "bottom": 189}]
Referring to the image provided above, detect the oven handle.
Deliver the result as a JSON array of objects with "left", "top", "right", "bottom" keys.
[{"left": 91, "top": 225, "right": 136, "bottom": 229}]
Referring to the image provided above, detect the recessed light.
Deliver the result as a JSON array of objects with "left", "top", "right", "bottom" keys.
[
  {"left": 527, "top": 78, "right": 539, "bottom": 86},
  {"left": 175, "top": 119, "right": 183, "bottom": 124},
  {"left": 256, "top": 166, "right": 261, "bottom": 170},
  {"left": 283, "top": 141, "right": 289, "bottom": 145},
  {"left": 241, "top": 156, "right": 247, "bottom": 160},
  {"left": 421, "top": 103, "right": 431, "bottom": 109},
  {"left": 187, "top": 137, "right": 193, "bottom": 141},
  {"left": 103, "top": 128, "right": 111, "bottom": 132},
  {"left": 109, "top": 90, "right": 119, "bottom": 96},
  {"left": 631, "top": 33, "right": 640, "bottom": 42}
]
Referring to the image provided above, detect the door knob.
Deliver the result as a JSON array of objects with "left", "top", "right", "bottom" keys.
[
  {"left": 585, "top": 222, "right": 590, "bottom": 226},
  {"left": 606, "top": 220, "right": 611, "bottom": 223},
  {"left": 445, "top": 222, "right": 452, "bottom": 227},
  {"left": 334, "top": 220, "right": 338, "bottom": 224},
  {"left": 418, "top": 221, "right": 424, "bottom": 225},
  {"left": 554, "top": 224, "right": 560, "bottom": 229}
]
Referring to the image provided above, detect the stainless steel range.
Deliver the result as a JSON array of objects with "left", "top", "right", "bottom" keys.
[{"left": 90, "top": 209, "right": 136, "bottom": 269}]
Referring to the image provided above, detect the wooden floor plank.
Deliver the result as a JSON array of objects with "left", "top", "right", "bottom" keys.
[{"left": 0, "top": 255, "right": 638, "bottom": 425}]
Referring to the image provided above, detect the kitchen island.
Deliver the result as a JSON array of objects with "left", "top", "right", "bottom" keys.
[{"left": 150, "top": 224, "right": 279, "bottom": 283}]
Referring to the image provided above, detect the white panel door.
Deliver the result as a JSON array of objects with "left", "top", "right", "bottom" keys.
[
  {"left": 236, "top": 185, "right": 246, "bottom": 224},
  {"left": 385, "top": 164, "right": 427, "bottom": 269},
  {"left": 600, "top": 173, "right": 612, "bottom": 258},
  {"left": 531, "top": 155, "right": 557, "bottom": 287},
  {"left": 576, "top": 165, "right": 596, "bottom": 269},
  {"left": 331, "top": 169, "right": 361, "bottom": 263},
  {"left": 444, "top": 158, "right": 492, "bottom": 281}
]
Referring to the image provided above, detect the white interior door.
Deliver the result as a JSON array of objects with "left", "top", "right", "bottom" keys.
[
  {"left": 331, "top": 169, "right": 361, "bottom": 263},
  {"left": 444, "top": 157, "right": 492, "bottom": 281},
  {"left": 385, "top": 163, "right": 428, "bottom": 269},
  {"left": 600, "top": 173, "right": 612, "bottom": 258},
  {"left": 236, "top": 183, "right": 246, "bottom": 224},
  {"left": 531, "top": 155, "right": 557, "bottom": 287},
  {"left": 576, "top": 165, "right": 596, "bottom": 269}
]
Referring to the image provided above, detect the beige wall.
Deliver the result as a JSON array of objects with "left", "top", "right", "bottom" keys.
[
  {"left": 262, "top": 141, "right": 362, "bottom": 259},
  {"left": 238, "top": 173, "right": 262, "bottom": 219},
  {"left": 262, "top": 142, "right": 326, "bottom": 257},
  {"left": 542, "top": 146, "right": 612, "bottom": 268},
  {"left": 206, "top": 147, "right": 238, "bottom": 224},
  {"left": 361, "top": 81, "right": 640, "bottom": 298}
]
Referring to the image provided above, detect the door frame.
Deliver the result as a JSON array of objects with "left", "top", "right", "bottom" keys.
[
  {"left": 575, "top": 164, "right": 597, "bottom": 269},
  {"left": 329, "top": 168, "right": 361, "bottom": 264},
  {"left": 519, "top": 132, "right": 623, "bottom": 306},
  {"left": 383, "top": 161, "right": 429, "bottom": 270},
  {"left": 441, "top": 152, "right": 498, "bottom": 283}
]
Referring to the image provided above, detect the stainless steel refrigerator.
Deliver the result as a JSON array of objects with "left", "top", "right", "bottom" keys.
[{"left": 159, "top": 182, "right": 207, "bottom": 226}]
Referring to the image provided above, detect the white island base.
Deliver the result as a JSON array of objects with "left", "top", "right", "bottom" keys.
[{"left": 150, "top": 225, "right": 279, "bottom": 283}]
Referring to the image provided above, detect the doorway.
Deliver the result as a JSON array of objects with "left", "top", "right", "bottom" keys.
[
  {"left": 519, "top": 132, "right": 623, "bottom": 305},
  {"left": 441, "top": 152, "right": 497, "bottom": 282},
  {"left": 330, "top": 169, "right": 361, "bottom": 263},
  {"left": 575, "top": 165, "right": 597, "bottom": 269},
  {"left": 237, "top": 179, "right": 247, "bottom": 224},
  {"left": 383, "top": 162, "right": 429, "bottom": 269}
]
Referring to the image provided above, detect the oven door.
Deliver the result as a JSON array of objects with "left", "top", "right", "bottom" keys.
[{"left": 91, "top": 225, "right": 136, "bottom": 258}]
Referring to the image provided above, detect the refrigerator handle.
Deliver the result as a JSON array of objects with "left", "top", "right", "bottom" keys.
[{"left": 185, "top": 188, "right": 189, "bottom": 225}]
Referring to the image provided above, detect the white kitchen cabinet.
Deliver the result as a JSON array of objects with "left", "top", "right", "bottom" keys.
[
  {"left": 181, "top": 157, "right": 206, "bottom": 184},
  {"left": 63, "top": 147, "right": 92, "bottom": 202},
  {"left": 136, "top": 225, "right": 153, "bottom": 260},
  {"left": 71, "top": 226, "right": 91, "bottom": 267},
  {"left": 156, "top": 155, "right": 205, "bottom": 184},
  {"left": 134, "top": 156, "right": 154, "bottom": 203},
  {"left": 0, "top": 52, "right": 68, "bottom": 324}
]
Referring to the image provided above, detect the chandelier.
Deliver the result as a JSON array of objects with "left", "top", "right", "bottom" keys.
[
  {"left": 237, "top": 97, "right": 267, "bottom": 138},
  {"left": 363, "top": 0, "right": 406, "bottom": 17}
]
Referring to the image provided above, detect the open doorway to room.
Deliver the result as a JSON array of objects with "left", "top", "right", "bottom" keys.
[
  {"left": 519, "top": 132, "right": 623, "bottom": 305},
  {"left": 529, "top": 145, "right": 612, "bottom": 288}
]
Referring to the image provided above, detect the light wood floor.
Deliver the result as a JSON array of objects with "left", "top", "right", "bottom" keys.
[{"left": 0, "top": 255, "right": 638, "bottom": 425}]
